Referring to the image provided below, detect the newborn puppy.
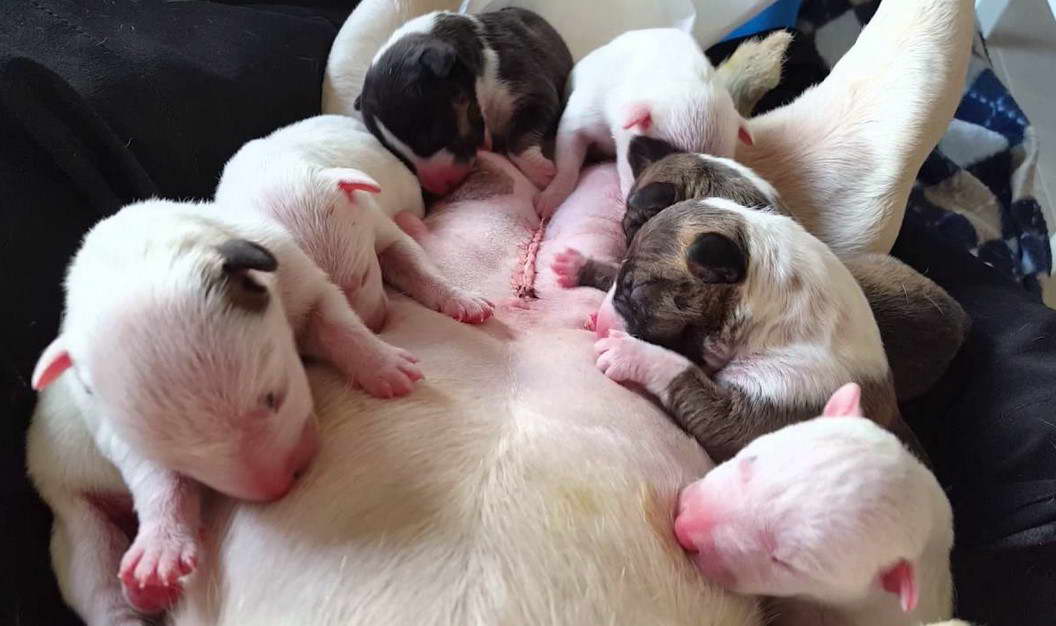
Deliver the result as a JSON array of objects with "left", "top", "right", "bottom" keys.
[
  {"left": 355, "top": 8, "right": 572, "bottom": 195},
  {"left": 217, "top": 114, "right": 493, "bottom": 393},
  {"left": 675, "top": 383, "right": 955, "bottom": 626},
  {"left": 552, "top": 135, "right": 784, "bottom": 291},
  {"left": 592, "top": 198, "right": 901, "bottom": 462},
  {"left": 535, "top": 28, "right": 753, "bottom": 216},
  {"left": 27, "top": 200, "right": 333, "bottom": 624},
  {"left": 556, "top": 138, "right": 969, "bottom": 404}
]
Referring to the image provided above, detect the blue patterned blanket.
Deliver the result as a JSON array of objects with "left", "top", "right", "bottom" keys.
[{"left": 792, "top": 0, "right": 1052, "bottom": 293}]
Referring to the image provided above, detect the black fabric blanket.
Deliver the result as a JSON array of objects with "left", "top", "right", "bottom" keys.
[{"left": 2, "top": 2, "right": 1053, "bottom": 625}]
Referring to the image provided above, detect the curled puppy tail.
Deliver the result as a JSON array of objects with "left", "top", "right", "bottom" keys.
[{"left": 715, "top": 30, "right": 793, "bottom": 117}]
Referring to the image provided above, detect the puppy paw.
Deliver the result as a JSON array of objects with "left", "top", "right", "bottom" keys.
[
  {"left": 551, "top": 248, "right": 587, "bottom": 288},
  {"left": 119, "top": 524, "right": 198, "bottom": 614},
  {"left": 353, "top": 343, "right": 423, "bottom": 398},
  {"left": 512, "top": 146, "right": 557, "bottom": 189},
  {"left": 437, "top": 289, "right": 494, "bottom": 324},
  {"left": 594, "top": 331, "right": 652, "bottom": 385},
  {"left": 594, "top": 331, "right": 691, "bottom": 395},
  {"left": 533, "top": 182, "right": 573, "bottom": 218}
]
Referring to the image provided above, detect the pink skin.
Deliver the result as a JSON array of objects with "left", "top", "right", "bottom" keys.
[
  {"left": 550, "top": 247, "right": 588, "bottom": 289},
  {"left": 594, "top": 330, "right": 693, "bottom": 398},
  {"left": 417, "top": 161, "right": 474, "bottom": 196},
  {"left": 113, "top": 472, "right": 200, "bottom": 615},
  {"left": 593, "top": 286, "right": 625, "bottom": 339},
  {"left": 243, "top": 418, "right": 320, "bottom": 501}
]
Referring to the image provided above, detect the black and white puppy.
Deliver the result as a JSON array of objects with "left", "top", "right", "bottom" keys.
[{"left": 356, "top": 8, "right": 573, "bottom": 196}]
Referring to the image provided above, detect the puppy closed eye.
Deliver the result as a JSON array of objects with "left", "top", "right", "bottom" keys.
[{"left": 263, "top": 391, "right": 286, "bottom": 413}]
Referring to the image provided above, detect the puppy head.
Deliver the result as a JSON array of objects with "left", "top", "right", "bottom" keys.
[
  {"left": 623, "top": 136, "right": 783, "bottom": 241},
  {"left": 605, "top": 199, "right": 751, "bottom": 350},
  {"left": 674, "top": 384, "right": 946, "bottom": 612},
  {"left": 34, "top": 210, "right": 318, "bottom": 502},
  {"left": 623, "top": 80, "right": 751, "bottom": 161},
  {"left": 358, "top": 27, "right": 484, "bottom": 196}
]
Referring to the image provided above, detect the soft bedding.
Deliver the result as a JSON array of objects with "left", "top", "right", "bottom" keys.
[{"left": 1, "top": 1, "right": 1054, "bottom": 625}]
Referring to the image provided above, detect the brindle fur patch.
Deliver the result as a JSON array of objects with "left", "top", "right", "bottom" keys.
[
  {"left": 613, "top": 201, "right": 749, "bottom": 351},
  {"left": 844, "top": 253, "right": 970, "bottom": 402},
  {"left": 624, "top": 151, "right": 786, "bottom": 241}
]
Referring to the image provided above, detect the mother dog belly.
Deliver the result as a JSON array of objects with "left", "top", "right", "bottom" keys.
[{"left": 171, "top": 157, "right": 760, "bottom": 626}]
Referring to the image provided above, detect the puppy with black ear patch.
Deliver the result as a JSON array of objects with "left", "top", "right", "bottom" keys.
[
  {"left": 591, "top": 198, "right": 903, "bottom": 462},
  {"left": 355, "top": 8, "right": 572, "bottom": 196},
  {"left": 552, "top": 135, "right": 784, "bottom": 292},
  {"left": 27, "top": 200, "right": 359, "bottom": 624}
]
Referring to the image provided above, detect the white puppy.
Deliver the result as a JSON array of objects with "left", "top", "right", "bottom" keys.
[
  {"left": 535, "top": 28, "right": 752, "bottom": 216},
  {"left": 675, "top": 383, "right": 956, "bottom": 626},
  {"left": 216, "top": 114, "right": 494, "bottom": 377},
  {"left": 27, "top": 199, "right": 359, "bottom": 624}
]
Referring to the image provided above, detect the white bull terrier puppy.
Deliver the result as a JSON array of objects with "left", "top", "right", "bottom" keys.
[
  {"left": 534, "top": 28, "right": 753, "bottom": 216},
  {"left": 216, "top": 114, "right": 493, "bottom": 360},
  {"left": 674, "top": 383, "right": 956, "bottom": 626},
  {"left": 27, "top": 199, "right": 360, "bottom": 624}
]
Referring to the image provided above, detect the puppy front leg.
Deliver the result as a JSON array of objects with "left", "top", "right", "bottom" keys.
[
  {"left": 595, "top": 331, "right": 793, "bottom": 461},
  {"left": 50, "top": 496, "right": 147, "bottom": 625},
  {"left": 374, "top": 215, "right": 493, "bottom": 324},
  {"left": 109, "top": 452, "right": 200, "bottom": 616},
  {"left": 303, "top": 281, "right": 423, "bottom": 398},
  {"left": 551, "top": 247, "right": 619, "bottom": 290},
  {"left": 534, "top": 99, "right": 600, "bottom": 217}
]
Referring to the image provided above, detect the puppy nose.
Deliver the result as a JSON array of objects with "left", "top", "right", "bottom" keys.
[{"left": 674, "top": 482, "right": 715, "bottom": 551}]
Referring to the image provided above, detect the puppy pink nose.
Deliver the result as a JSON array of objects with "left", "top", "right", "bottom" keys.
[
  {"left": 594, "top": 291, "right": 625, "bottom": 339},
  {"left": 418, "top": 164, "right": 473, "bottom": 195},
  {"left": 674, "top": 482, "right": 715, "bottom": 551}
]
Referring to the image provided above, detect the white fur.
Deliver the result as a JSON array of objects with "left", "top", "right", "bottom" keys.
[
  {"left": 707, "top": 199, "right": 890, "bottom": 407},
  {"left": 677, "top": 415, "right": 954, "bottom": 625},
  {"left": 27, "top": 199, "right": 331, "bottom": 625},
  {"left": 370, "top": 10, "right": 442, "bottom": 65},
  {"left": 696, "top": 154, "right": 783, "bottom": 209},
  {"left": 737, "top": 0, "right": 974, "bottom": 256},
  {"left": 535, "top": 27, "right": 744, "bottom": 215},
  {"left": 216, "top": 114, "right": 493, "bottom": 389},
  {"left": 170, "top": 158, "right": 761, "bottom": 626},
  {"left": 217, "top": 114, "right": 423, "bottom": 220}
]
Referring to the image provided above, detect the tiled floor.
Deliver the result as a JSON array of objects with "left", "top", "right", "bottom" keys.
[{"left": 982, "top": 0, "right": 1056, "bottom": 305}]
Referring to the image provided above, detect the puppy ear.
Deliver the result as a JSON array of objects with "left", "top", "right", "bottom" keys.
[
  {"left": 686, "top": 232, "right": 746, "bottom": 284},
  {"left": 321, "top": 168, "right": 382, "bottom": 203},
  {"left": 880, "top": 559, "right": 918, "bottom": 613},
  {"left": 216, "top": 239, "right": 277, "bottom": 312},
  {"left": 627, "top": 182, "right": 677, "bottom": 213},
  {"left": 218, "top": 239, "right": 277, "bottom": 274},
  {"left": 627, "top": 136, "right": 679, "bottom": 179},
  {"left": 32, "top": 336, "right": 73, "bottom": 390},
  {"left": 821, "top": 383, "right": 863, "bottom": 417},
  {"left": 622, "top": 102, "right": 652, "bottom": 132},
  {"left": 418, "top": 41, "right": 457, "bottom": 78},
  {"left": 353, "top": 94, "right": 362, "bottom": 111},
  {"left": 738, "top": 123, "right": 754, "bottom": 146}
]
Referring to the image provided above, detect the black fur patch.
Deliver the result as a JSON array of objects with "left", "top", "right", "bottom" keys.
[
  {"left": 359, "top": 13, "right": 485, "bottom": 168},
  {"left": 214, "top": 239, "right": 276, "bottom": 313},
  {"left": 358, "top": 9, "right": 571, "bottom": 170}
]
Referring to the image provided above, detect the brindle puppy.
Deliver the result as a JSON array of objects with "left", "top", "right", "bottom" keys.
[
  {"left": 553, "top": 139, "right": 970, "bottom": 405},
  {"left": 591, "top": 198, "right": 908, "bottom": 462},
  {"left": 552, "top": 135, "right": 786, "bottom": 292}
]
